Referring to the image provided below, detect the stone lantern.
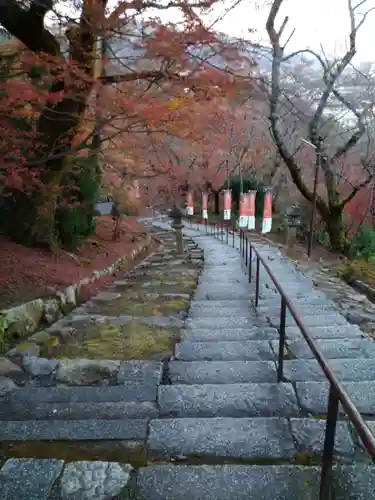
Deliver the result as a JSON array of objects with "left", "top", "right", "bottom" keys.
[
  {"left": 169, "top": 205, "right": 184, "bottom": 254},
  {"left": 285, "top": 204, "right": 301, "bottom": 247}
]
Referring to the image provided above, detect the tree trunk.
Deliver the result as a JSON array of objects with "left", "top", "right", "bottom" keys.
[
  {"left": 213, "top": 191, "right": 220, "bottom": 215},
  {"left": 325, "top": 207, "right": 345, "bottom": 252}
]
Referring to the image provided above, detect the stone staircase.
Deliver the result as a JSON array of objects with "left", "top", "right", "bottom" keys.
[
  {"left": 1, "top": 220, "right": 375, "bottom": 498},
  {"left": 135, "top": 225, "right": 375, "bottom": 499}
]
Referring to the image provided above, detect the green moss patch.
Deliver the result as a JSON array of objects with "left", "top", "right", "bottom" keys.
[
  {"left": 86, "top": 293, "right": 190, "bottom": 317},
  {"left": 41, "top": 321, "right": 177, "bottom": 360}
]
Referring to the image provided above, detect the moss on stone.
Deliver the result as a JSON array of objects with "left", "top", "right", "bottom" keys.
[
  {"left": 87, "top": 294, "right": 190, "bottom": 317},
  {"left": 42, "top": 321, "right": 177, "bottom": 360}
]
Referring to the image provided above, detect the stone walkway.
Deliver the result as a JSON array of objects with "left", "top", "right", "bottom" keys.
[{"left": 0, "top": 218, "right": 375, "bottom": 498}]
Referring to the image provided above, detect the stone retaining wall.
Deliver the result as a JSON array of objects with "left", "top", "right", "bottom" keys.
[{"left": 1, "top": 234, "right": 153, "bottom": 355}]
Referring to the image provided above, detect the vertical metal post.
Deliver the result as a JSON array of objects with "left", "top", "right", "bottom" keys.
[
  {"left": 319, "top": 386, "right": 339, "bottom": 500},
  {"left": 226, "top": 222, "right": 229, "bottom": 245},
  {"left": 307, "top": 136, "right": 323, "bottom": 258},
  {"left": 232, "top": 221, "right": 235, "bottom": 248},
  {"left": 277, "top": 296, "right": 287, "bottom": 382},
  {"left": 240, "top": 229, "right": 242, "bottom": 254},
  {"left": 221, "top": 221, "right": 224, "bottom": 242},
  {"left": 255, "top": 256, "right": 260, "bottom": 307},
  {"left": 248, "top": 245, "right": 252, "bottom": 282},
  {"left": 245, "top": 235, "right": 248, "bottom": 267}
]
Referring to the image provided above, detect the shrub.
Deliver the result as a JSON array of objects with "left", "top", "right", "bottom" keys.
[
  {"left": 348, "top": 225, "right": 375, "bottom": 262},
  {"left": 55, "top": 156, "right": 101, "bottom": 250}
]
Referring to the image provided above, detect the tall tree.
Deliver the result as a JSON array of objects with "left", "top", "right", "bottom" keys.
[{"left": 266, "top": 0, "right": 375, "bottom": 251}]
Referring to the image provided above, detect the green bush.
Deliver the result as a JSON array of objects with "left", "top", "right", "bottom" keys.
[
  {"left": 348, "top": 226, "right": 375, "bottom": 261},
  {"left": 55, "top": 156, "right": 101, "bottom": 250}
]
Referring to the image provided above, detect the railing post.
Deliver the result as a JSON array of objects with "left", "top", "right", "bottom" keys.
[
  {"left": 221, "top": 221, "right": 224, "bottom": 242},
  {"left": 240, "top": 229, "right": 242, "bottom": 254},
  {"left": 319, "top": 386, "right": 339, "bottom": 500},
  {"left": 245, "top": 235, "right": 248, "bottom": 267},
  {"left": 255, "top": 256, "right": 260, "bottom": 307},
  {"left": 277, "top": 296, "right": 287, "bottom": 382},
  {"left": 226, "top": 222, "right": 229, "bottom": 245},
  {"left": 232, "top": 221, "right": 235, "bottom": 248},
  {"left": 248, "top": 245, "right": 253, "bottom": 283}
]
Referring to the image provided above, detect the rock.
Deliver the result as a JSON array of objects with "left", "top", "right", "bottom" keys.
[
  {"left": 93, "top": 292, "right": 122, "bottom": 302},
  {"left": 0, "top": 376, "right": 17, "bottom": 396},
  {"left": 60, "top": 461, "right": 132, "bottom": 500},
  {"left": 29, "top": 330, "right": 53, "bottom": 345},
  {"left": 3, "top": 299, "right": 44, "bottom": 339},
  {"left": 43, "top": 299, "right": 62, "bottom": 325},
  {"left": 64, "top": 285, "right": 77, "bottom": 306},
  {"left": 10, "top": 343, "right": 40, "bottom": 357},
  {"left": 0, "top": 356, "right": 23, "bottom": 376},
  {"left": 23, "top": 356, "right": 58, "bottom": 377},
  {"left": 56, "top": 359, "right": 120, "bottom": 385}
]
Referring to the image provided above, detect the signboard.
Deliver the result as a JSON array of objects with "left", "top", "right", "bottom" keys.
[
  {"left": 247, "top": 190, "right": 257, "bottom": 230},
  {"left": 238, "top": 193, "right": 249, "bottom": 228},
  {"left": 187, "top": 191, "right": 194, "bottom": 216},
  {"left": 202, "top": 192, "right": 208, "bottom": 219},
  {"left": 262, "top": 188, "right": 273, "bottom": 234},
  {"left": 223, "top": 189, "right": 232, "bottom": 220}
]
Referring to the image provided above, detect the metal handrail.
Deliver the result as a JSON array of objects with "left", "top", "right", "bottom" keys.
[
  {"left": 238, "top": 228, "right": 375, "bottom": 499},
  {"left": 187, "top": 218, "right": 375, "bottom": 499}
]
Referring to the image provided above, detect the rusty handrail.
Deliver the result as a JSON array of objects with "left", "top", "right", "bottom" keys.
[{"left": 238, "top": 228, "right": 375, "bottom": 498}]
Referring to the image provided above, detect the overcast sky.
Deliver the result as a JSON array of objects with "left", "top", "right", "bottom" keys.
[{"left": 210, "top": 0, "right": 375, "bottom": 63}]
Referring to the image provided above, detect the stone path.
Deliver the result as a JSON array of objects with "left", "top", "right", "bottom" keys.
[{"left": 1, "top": 218, "right": 375, "bottom": 498}]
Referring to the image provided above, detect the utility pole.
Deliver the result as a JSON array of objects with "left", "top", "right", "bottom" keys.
[{"left": 302, "top": 136, "right": 324, "bottom": 258}]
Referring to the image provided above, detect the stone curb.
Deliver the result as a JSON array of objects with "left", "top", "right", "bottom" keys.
[{"left": 1, "top": 234, "right": 154, "bottom": 356}]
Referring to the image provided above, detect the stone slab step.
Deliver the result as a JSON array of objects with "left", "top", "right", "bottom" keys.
[
  {"left": 169, "top": 360, "right": 277, "bottom": 384},
  {"left": 136, "top": 464, "right": 375, "bottom": 500},
  {"left": 0, "top": 419, "right": 147, "bottom": 441},
  {"left": 148, "top": 417, "right": 354, "bottom": 460},
  {"left": 259, "top": 304, "right": 338, "bottom": 317},
  {"left": 188, "top": 308, "right": 253, "bottom": 318},
  {"left": 148, "top": 417, "right": 296, "bottom": 460},
  {"left": 0, "top": 458, "right": 64, "bottom": 500},
  {"left": 0, "top": 401, "right": 158, "bottom": 421},
  {"left": 185, "top": 317, "right": 268, "bottom": 329},
  {"left": 258, "top": 296, "right": 329, "bottom": 307},
  {"left": 285, "top": 338, "right": 375, "bottom": 360},
  {"left": 159, "top": 383, "right": 300, "bottom": 418},
  {"left": 268, "top": 313, "right": 347, "bottom": 328},
  {"left": 189, "top": 300, "right": 250, "bottom": 308},
  {"left": 180, "top": 327, "right": 279, "bottom": 342},
  {"left": 175, "top": 340, "right": 274, "bottom": 361},
  {"left": 283, "top": 358, "right": 375, "bottom": 382},
  {"left": 295, "top": 381, "right": 375, "bottom": 416},
  {"left": 193, "top": 291, "right": 251, "bottom": 300},
  {"left": 6, "top": 383, "right": 159, "bottom": 405},
  {"left": 286, "top": 325, "right": 363, "bottom": 339}
]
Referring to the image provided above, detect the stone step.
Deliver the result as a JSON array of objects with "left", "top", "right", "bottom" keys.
[
  {"left": 159, "top": 383, "right": 300, "bottom": 418},
  {"left": 284, "top": 338, "right": 375, "bottom": 360},
  {"left": 189, "top": 300, "right": 250, "bottom": 308},
  {"left": 0, "top": 419, "right": 148, "bottom": 441},
  {"left": 258, "top": 296, "right": 328, "bottom": 307},
  {"left": 286, "top": 325, "right": 363, "bottom": 339},
  {"left": 175, "top": 340, "right": 274, "bottom": 361},
  {"left": 5, "top": 382, "right": 160, "bottom": 406},
  {"left": 188, "top": 308, "right": 254, "bottom": 318},
  {"left": 169, "top": 360, "right": 277, "bottom": 384},
  {"left": 135, "top": 464, "right": 375, "bottom": 500},
  {"left": 268, "top": 313, "right": 347, "bottom": 328},
  {"left": 180, "top": 327, "right": 279, "bottom": 342},
  {"left": 0, "top": 458, "right": 64, "bottom": 500},
  {"left": 148, "top": 417, "right": 354, "bottom": 460},
  {"left": 194, "top": 290, "right": 251, "bottom": 300},
  {"left": 283, "top": 358, "right": 375, "bottom": 382},
  {"left": 0, "top": 401, "right": 158, "bottom": 421},
  {"left": 258, "top": 303, "right": 338, "bottom": 317},
  {"left": 295, "top": 381, "right": 375, "bottom": 416},
  {"left": 185, "top": 317, "right": 268, "bottom": 329}
]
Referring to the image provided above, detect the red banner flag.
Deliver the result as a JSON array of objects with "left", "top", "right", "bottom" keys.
[
  {"left": 262, "top": 189, "right": 272, "bottom": 234},
  {"left": 187, "top": 191, "right": 194, "bottom": 216},
  {"left": 223, "top": 190, "right": 232, "bottom": 220},
  {"left": 202, "top": 192, "right": 208, "bottom": 219},
  {"left": 247, "top": 190, "right": 256, "bottom": 230}
]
